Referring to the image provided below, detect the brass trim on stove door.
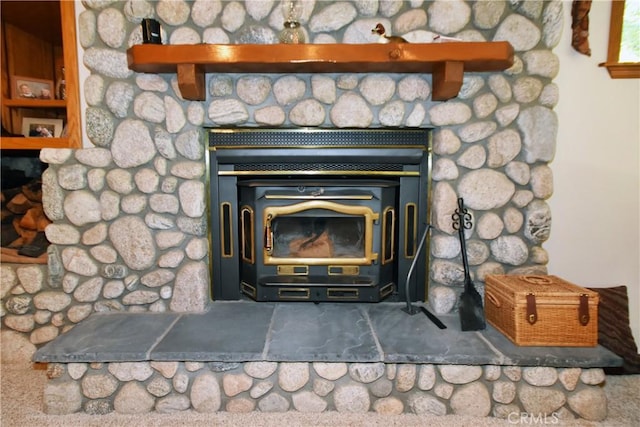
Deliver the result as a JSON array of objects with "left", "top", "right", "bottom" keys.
[
  {"left": 220, "top": 202, "right": 233, "bottom": 258},
  {"left": 327, "top": 288, "right": 360, "bottom": 299},
  {"left": 240, "top": 205, "right": 254, "bottom": 264},
  {"left": 404, "top": 203, "right": 417, "bottom": 258},
  {"left": 381, "top": 206, "right": 395, "bottom": 265},
  {"left": 278, "top": 288, "right": 311, "bottom": 300},
  {"left": 263, "top": 200, "right": 379, "bottom": 265},
  {"left": 277, "top": 265, "right": 309, "bottom": 275},
  {"left": 240, "top": 281, "right": 257, "bottom": 299},
  {"left": 380, "top": 282, "right": 395, "bottom": 298},
  {"left": 328, "top": 266, "right": 359, "bottom": 276}
]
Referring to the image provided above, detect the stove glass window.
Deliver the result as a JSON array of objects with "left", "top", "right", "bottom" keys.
[{"left": 271, "top": 213, "right": 365, "bottom": 259}]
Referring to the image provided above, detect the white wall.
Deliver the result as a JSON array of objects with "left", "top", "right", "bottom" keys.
[{"left": 549, "top": 1, "right": 640, "bottom": 347}]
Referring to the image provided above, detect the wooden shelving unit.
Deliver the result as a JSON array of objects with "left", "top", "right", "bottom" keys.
[
  {"left": 127, "top": 41, "right": 514, "bottom": 101},
  {"left": 1, "top": 1, "right": 81, "bottom": 150}
]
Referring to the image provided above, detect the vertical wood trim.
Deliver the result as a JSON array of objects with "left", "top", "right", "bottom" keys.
[
  {"left": 1, "top": 23, "right": 11, "bottom": 131},
  {"left": 601, "top": 0, "right": 640, "bottom": 78},
  {"left": 60, "top": 1, "right": 82, "bottom": 148},
  {"left": 606, "top": 0, "right": 625, "bottom": 64}
]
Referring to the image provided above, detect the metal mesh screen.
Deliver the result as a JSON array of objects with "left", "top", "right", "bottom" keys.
[
  {"left": 234, "top": 163, "right": 405, "bottom": 172},
  {"left": 209, "top": 128, "right": 429, "bottom": 148}
]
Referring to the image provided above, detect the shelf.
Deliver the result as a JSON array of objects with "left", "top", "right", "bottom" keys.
[
  {"left": 0, "top": 136, "right": 73, "bottom": 150},
  {"left": 2, "top": 98, "right": 67, "bottom": 109},
  {"left": 127, "top": 42, "right": 514, "bottom": 101},
  {"left": 1, "top": 98, "right": 68, "bottom": 151}
]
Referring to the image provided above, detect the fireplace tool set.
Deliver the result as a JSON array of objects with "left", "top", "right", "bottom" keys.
[
  {"left": 453, "top": 197, "right": 487, "bottom": 331},
  {"left": 401, "top": 198, "right": 488, "bottom": 332}
]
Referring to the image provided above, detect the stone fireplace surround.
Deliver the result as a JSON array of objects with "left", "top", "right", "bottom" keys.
[{"left": 0, "top": 0, "right": 624, "bottom": 421}]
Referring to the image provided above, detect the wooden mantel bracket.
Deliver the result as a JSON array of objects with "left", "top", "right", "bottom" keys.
[
  {"left": 177, "top": 64, "right": 205, "bottom": 101},
  {"left": 127, "top": 42, "right": 514, "bottom": 102},
  {"left": 432, "top": 61, "right": 464, "bottom": 101}
]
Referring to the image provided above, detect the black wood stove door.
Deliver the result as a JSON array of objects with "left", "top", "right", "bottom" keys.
[{"left": 238, "top": 180, "right": 397, "bottom": 302}]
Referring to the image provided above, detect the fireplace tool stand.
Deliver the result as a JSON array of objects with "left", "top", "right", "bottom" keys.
[{"left": 401, "top": 224, "right": 447, "bottom": 329}]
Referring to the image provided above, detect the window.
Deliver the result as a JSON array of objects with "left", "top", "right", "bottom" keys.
[{"left": 602, "top": 0, "right": 640, "bottom": 78}]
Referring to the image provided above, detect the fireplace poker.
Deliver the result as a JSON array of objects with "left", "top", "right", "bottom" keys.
[{"left": 401, "top": 224, "right": 447, "bottom": 329}]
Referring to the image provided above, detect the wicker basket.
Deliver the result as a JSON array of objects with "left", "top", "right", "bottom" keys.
[{"left": 485, "top": 275, "right": 598, "bottom": 347}]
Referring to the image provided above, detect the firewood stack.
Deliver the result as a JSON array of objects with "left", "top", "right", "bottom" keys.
[{"left": 1, "top": 179, "right": 50, "bottom": 263}]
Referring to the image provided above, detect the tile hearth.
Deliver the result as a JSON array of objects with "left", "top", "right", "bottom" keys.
[{"left": 35, "top": 301, "right": 621, "bottom": 368}]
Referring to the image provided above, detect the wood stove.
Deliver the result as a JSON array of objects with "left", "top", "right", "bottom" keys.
[{"left": 208, "top": 128, "right": 431, "bottom": 303}]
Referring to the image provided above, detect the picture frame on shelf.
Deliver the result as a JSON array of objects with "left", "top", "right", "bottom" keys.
[
  {"left": 21, "top": 117, "right": 63, "bottom": 138},
  {"left": 10, "top": 75, "right": 55, "bottom": 100}
]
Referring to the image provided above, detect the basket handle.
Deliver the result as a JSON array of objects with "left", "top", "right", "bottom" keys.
[
  {"left": 526, "top": 293, "right": 538, "bottom": 324},
  {"left": 579, "top": 293, "right": 590, "bottom": 325},
  {"left": 486, "top": 291, "right": 501, "bottom": 308},
  {"left": 521, "top": 275, "right": 553, "bottom": 285}
]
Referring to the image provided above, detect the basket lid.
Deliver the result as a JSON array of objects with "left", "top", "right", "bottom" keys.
[{"left": 486, "top": 275, "right": 598, "bottom": 303}]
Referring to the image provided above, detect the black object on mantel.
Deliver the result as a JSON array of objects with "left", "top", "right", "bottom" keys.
[
  {"left": 401, "top": 224, "right": 447, "bottom": 329},
  {"left": 141, "top": 19, "right": 162, "bottom": 44},
  {"left": 453, "top": 197, "right": 486, "bottom": 331}
]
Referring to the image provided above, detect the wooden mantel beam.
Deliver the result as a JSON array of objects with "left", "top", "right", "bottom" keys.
[{"left": 127, "top": 42, "right": 514, "bottom": 101}]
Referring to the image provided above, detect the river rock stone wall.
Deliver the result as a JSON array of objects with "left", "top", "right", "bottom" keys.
[
  {"left": 1, "top": 264, "right": 54, "bottom": 357},
  {"left": 42, "top": 361, "right": 607, "bottom": 421},
  {"left": 0, "top": 263, "right": 611, "bottom": 422},
  {"left": 2, "top": 1, "right": 560, "bottom": 343}
]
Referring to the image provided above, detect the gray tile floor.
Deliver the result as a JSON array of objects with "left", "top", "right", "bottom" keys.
[{"left": 35, "top": 301, "right": 622, "bottom": 368}]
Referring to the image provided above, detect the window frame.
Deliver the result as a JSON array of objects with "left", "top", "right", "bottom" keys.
[{"left": 601, "top": 0, "right": 640, "bottom": 78}]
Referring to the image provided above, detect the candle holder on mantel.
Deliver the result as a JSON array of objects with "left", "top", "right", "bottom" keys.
[{"left": 279, "top": 0, "right": 305, "bottom": 44}]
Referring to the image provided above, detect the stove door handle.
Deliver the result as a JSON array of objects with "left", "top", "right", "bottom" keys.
[{"left": 264, "top": 215, "right": 273, "bottom": 254}]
